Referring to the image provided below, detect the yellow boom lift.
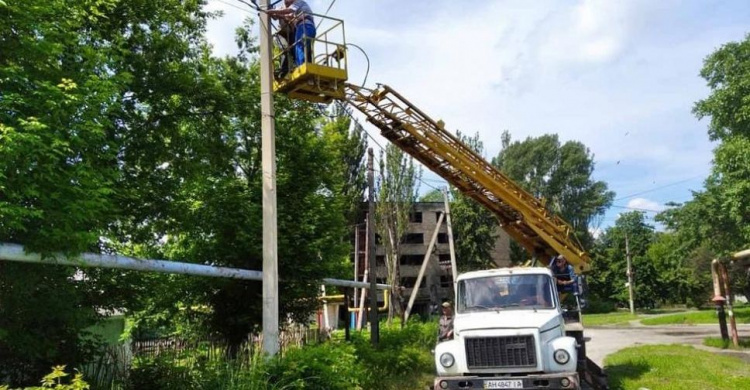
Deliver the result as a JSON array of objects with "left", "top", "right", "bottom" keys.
[{"left": 273, "top": 14, "right": 590, "bottom": 273}]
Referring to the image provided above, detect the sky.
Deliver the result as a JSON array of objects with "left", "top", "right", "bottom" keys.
[{"left": 204, "top": 0, "right": 750, "bottom": 233}]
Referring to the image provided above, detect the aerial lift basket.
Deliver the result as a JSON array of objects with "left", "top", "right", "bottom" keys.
[{"left": 273, "top": 13, "right": 348, "bottom": 103}]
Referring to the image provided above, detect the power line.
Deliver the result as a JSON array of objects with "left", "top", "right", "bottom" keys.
[
  {"left": 316, "top": 0, "right": 338, "bottom": 29},
  {"left": 214, "top": 0, "right": 254, "bottom": 13},
  {"left": 610, "top": 204, "right": 664, "bottom": 213},
  {"left": 614, "top": 175, "right": 704, "bottom": 201},
  {"left": 346, "top": 43, "right": 371, "bottom": 87}
]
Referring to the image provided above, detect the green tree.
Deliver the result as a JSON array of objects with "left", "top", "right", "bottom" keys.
[
  {"left": 589, "top": 212, "right": 660, "bottom": 308},
  {"left": 376, "top": 144, "right": 421, "bottom": 324},
  {"left": 320, "top": 106, "right": 368, "bottom": 227},
  {"left": 693, "top": 34, "right": 750, "bottom": 300},
  {"left": 419, "top": 189, "right": 443, "bottom": 202},
  {"left": 0, "top": 0, "right": 138, "bottom": 383},
  {"left": 492, "top": 132, "right": 614, "bottom": 262},
  {"left": 653, "top": 34, "right": 750, "bottom": 303},
  {"left": 112, "top": 22, "right": 354, "bottom": 352}
]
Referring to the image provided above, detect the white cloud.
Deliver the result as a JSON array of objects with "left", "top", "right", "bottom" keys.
[{"left": 626, "top": 198, "right": 664, "bottom": 213}]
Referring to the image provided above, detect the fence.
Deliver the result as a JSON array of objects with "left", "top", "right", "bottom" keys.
[{"left": 131, "top": 327, "right": 325, "bottom": 358}]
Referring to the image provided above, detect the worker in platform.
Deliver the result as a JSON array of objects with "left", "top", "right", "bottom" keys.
[
  {"left": 268, "top": 0, "right": 316, "bottom": 68},
  {"left": 274, "top": 17, "right": 296, "bottom": 79},
  {"left": 438, "top": 302, "right": 454, "bottom": 342},
  {"left": 549, "top": 254, "right": 577, "bottom": 302}
]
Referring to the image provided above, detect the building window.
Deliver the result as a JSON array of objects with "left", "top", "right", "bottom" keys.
[
  {"left": 437, "top": 233, "right": 449, "bottom": 244},
  {"left": 399, "top": 254, "right": 424, "bottom": 266},
  {"left": 409, "top": 212, "right": 423, "bottom": 223},
  {"left": 440, "top": 275, "right": 453, "bottom": 288},
  {"left": 401, "top": 233, "right": 424, "bottom": 244},
  {"left": 438, "top": 254, "right": 452, "bottom": 271},
  {"left": 376, "top": 255, "right": 385, "bottom": 266},
  {"left": 401, "top": 277, "right": 425, "bottom": 288},
  {"left": 435, "top": 211, "right": 444, "bottom": 222}
]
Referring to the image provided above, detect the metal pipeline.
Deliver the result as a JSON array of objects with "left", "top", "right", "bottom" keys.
[{"left": 0, "top": 243, "right": 391, "bottom": 290}]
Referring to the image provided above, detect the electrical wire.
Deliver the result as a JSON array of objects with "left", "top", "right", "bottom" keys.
[
  {"left": 614, "top": 175, "right": 703, "bottom": 201},
  {"left": 214, "top": 0, "right": 254, "bottom": 13},
  {"left": 610, "top": 204, "right": 664, "bottom": 213},
  {"left": 346, "top": 43, "right": 371, "bottom": 88},
  {"left": 316, "top": 0, "right": 338, "bottom": 30}
]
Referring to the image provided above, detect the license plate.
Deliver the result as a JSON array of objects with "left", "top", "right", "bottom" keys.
[{"left": 483, "top": 379, "right": 523, "bottom": 389}]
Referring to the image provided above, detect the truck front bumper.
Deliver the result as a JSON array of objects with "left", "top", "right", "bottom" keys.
[{"left": 433, "top": 372, "right": 579, "bottom": 390}]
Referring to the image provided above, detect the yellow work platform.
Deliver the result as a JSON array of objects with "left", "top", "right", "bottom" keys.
[
  {"left": 272, "top": 13, "right": 348, "bottom": 104},
  {"left": 274, "top": 62, "right": 347, "bottom": 103}
]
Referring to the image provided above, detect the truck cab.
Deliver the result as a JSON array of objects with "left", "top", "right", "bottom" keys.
[{"left": 434, "top": 268, "right": 580, "bottom": 389}]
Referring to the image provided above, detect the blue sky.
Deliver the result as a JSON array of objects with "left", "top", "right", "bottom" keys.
[{"left": 205, "top": 0, "right": 750, "bottom": 233}]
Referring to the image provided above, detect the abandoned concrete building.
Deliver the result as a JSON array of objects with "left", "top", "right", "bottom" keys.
[{"left": 352, "top": 202, "right": 510, "bottom": 319}]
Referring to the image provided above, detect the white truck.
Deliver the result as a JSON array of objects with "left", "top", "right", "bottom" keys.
[{"left": 433, "top": 268, "right": 607, "bottom": 390}]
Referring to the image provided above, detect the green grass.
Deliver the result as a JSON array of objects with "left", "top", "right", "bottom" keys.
[
  {"left": 582, "top": 312, "right": 641, "bottom": 326},
  {"left": 604, "top": 344, "right": 750, "bottom": 390},
  {"left": 641, "top": 306, "right": 750, "bottom": 326},
  {"left": 703, "top": 337, "right": 750, "bottom": 350}
]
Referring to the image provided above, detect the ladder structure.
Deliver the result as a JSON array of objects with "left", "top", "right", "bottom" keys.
[
  {"left": 344, "top": 84, "right": 591, "bottom": 272},
  {"left": 269, "top": 15, "right": 590, "bottom": 272}
]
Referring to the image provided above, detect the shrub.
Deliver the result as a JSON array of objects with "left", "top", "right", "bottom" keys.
[
  {"left": 269, "top": 342, "right": 364, "bottom": 390},
  {"left": 1, "top": 366, "right": 90, "bottom": 390},
  {"left": 583, "top": 296, "right": 616, "bottom": 314},
  {"left": 127, "top": 357, "right": 198, "bottom": 390}
]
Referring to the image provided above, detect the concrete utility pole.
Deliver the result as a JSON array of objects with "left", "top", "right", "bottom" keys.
[
  {"left": 367, "top": 148, "right": 379, "bottom": 346},
  {"left": 443, "top": 188, "right": 458, "bottom": 283},
  {"left": 259, "top": 0, "right": 279, "bottom": 356},
  {"left": 624, "top": 233, "right": 635, "bottom": 315},
  {"left": 353, "top": 223, "right": 360, "bottom": 309}
]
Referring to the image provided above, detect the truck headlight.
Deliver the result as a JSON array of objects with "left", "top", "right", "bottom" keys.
[
  {"left": 553, "top": 349, "right": 570, "bottom": 365},
  {"left": 440, "top": 352, "right": 455, "bottom": 368}
]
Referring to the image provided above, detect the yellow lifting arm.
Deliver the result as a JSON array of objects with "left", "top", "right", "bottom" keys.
[{"left": 343, "top": 83, "right": 591, "bottom": 273}]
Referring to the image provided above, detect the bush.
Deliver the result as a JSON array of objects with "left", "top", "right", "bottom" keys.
[
  {"left": 127, "top": 357, "right": 198, "bottom": 390},
  {"left": 119, "top": 321, "right": 438, "bottom": 390},
  {"left": 269, "top": 342, "right": 364, "bottom": 390},
  {"left": 1, "top": 366, "right": 90, "bottom": 390},
  {"left": 582, "top": 296, "right": 616, "bottom": 314},
  {"left": 351, "top": 321, "right": 436, "bottom": 388}
]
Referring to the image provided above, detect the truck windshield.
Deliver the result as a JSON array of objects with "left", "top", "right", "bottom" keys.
[{"left": 457, "top": 274, "right": 555, "bottom": 313}]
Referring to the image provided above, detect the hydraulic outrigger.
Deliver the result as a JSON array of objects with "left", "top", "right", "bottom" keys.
[{"left": 272, "top": 12, "right": 606, "bottom": 389}]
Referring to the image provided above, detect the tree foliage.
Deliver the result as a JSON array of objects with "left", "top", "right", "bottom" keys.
[
  {"left": 376, "top": 144, "right": 421, "bottom": 323},
  {"left": 0, "top": 0, "right": 366, "bottom": 381},
  {"left": 589, "top": 212, "right": 660, "bottom": 308},
  {"left": 492, "top": 131, "right": 614, "bottom": 260},
  {"left": 652, "top": 34, "right": 750, "bottom": 303}
]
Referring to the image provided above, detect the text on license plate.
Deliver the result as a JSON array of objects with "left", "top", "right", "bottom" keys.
[{"left": 483, "top": 379, "right": 523, "bottom": 389}]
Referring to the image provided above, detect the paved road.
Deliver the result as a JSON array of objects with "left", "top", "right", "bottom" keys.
[{"left": 585, "top": 323, "right": 750, "bottom": 367}]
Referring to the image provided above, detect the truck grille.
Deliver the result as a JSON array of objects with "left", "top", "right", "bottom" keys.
[{"left": 465, "top": 335, "right": 536, "bottom": 369}]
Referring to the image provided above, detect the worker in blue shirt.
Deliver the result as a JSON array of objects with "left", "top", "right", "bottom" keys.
[
  {"left": 268, "top": 0, "right": 316, "bottom": 67},
  {"left": 549, "top": 255, "right": 576, "bottom": 301}
]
